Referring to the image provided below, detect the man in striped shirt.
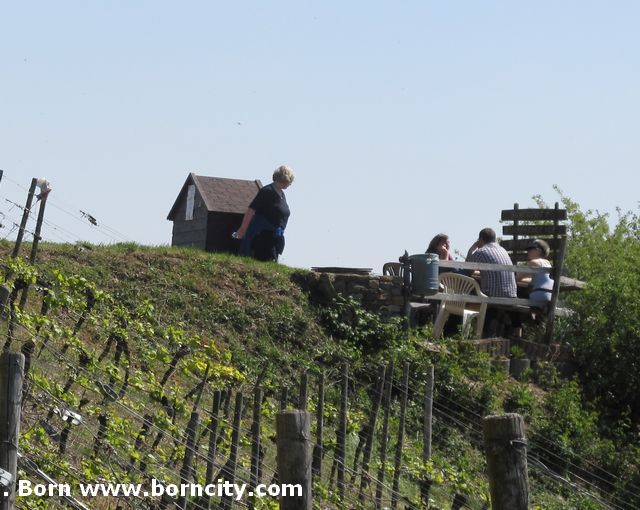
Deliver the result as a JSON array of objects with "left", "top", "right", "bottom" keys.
[{"left": 466, "top": 228, "right": 517, "bottom": 298}]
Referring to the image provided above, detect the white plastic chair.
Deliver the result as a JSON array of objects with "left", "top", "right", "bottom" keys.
[
  {"left": 382, "top": 262, "right": 403, "bottom": 277},
  {"left": 432, "top": 273, "right": 488, "bottom": 339}
]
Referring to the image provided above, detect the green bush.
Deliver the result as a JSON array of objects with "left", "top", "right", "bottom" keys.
[{"left": 553, "top": 189, "right": 640, "bottom": 425}]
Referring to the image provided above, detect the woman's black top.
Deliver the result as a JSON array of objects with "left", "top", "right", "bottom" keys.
[{"left": 249, "top": 183, "right": 290, "bottom": 229}]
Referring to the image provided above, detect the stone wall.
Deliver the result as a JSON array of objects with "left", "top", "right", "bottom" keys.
[
  {"left": 293, "top": 271, "right": 405, "bottom": 317},
  {"left": 331, "top": 273, "right": 405, "bottom": 316}
]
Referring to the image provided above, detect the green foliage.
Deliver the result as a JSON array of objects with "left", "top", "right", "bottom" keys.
[
  {"left": 504, "top": 383, "right": 542, "bottom": 423},
  {"left": 5, "top": 240, "right": 638, "bottom": 509},
  {"left": 551, "top": 188, "right": 640, "bottom": 425},
  {"left": 320, "top": 295, "right": 402, "bottom": 354},
  {"left": 509, "top": 345, "right": 527, "bottom": 359}
]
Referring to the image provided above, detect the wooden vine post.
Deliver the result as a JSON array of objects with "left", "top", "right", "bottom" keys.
[
  {"left": 337, "top": 363, "right": 348, "bottom": 502},
  {"left": 375, "top": 361, "right": 394, "bottom": 508},
  {"left": 276, "top": 410, "right": 312, "bottom": 510},
  {"left": 176, "top": 410, "right": 200, "bottom": 510},
  {"left": 249, "top": 387, "right": 263, "bottom": 510},
  {"left": 391, "top": 361, "right": 410, "bottom": 509},
  {"left": 19, "top": 187, "right": 50, "bottom": 310},
  {"left": 197, "top": 389, "right": 222, "bottom": 510},
  {"left": 220, "top": 392, "right": 244, "bottom": 510},
  {"left": 0, "top": 352, "right": 25, "bottom": 510},
  {"left": 483, "top": 413, "right": 529, "bottom": 510},
  {"left": 11, "top": 178, "right": 37, "bottom": 259},
  {"left": 311, "top": 372, "right": 324, "bottom": 481},
  {"left": 421, "top": 364, "right": 434, "bottom": 504},
  {"left": 358, "top": 364, "right": 385, "bottom": 502},
  {"left": 298, "top": 371, "right": 308, "bottom": 410}
]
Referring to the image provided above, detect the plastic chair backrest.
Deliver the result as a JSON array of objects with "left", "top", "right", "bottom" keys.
[
  {"left": 382, "top": 262, "right": 403, "bottom": 277},
  {"left": 439, "top": 272, "right": 485, "bottom": 314}
]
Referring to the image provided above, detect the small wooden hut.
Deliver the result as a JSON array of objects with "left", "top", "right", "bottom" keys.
[{"left": 167, "top": 173, "right": 262, "bottom": 253}]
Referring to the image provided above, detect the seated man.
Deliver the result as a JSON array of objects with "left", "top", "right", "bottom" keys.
[
  {"left": 466, "top": 228, "right": 519, "bottom": 337},
  {"left": 466, "top": 227, "right": 517, "bottom": 297}
]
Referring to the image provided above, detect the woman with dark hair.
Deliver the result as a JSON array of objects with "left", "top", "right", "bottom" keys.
[
  {"left": 426, "top": 233, "right": 454, "bottom": 261},
  {"left": 520, "top": 239, "right": 554, "bottom": 304}
]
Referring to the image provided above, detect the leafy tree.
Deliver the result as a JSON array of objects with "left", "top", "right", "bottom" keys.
[{"left": 549, "top": 188, "right": 640, "bottom": 427}]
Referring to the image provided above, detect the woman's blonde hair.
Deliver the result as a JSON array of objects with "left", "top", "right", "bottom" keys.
[{"left": 273, "top": 165, "right": 295, "bottom": 185}]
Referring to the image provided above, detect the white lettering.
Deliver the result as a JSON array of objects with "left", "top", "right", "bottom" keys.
[
  {"left": 151, "top": 478, "right": 164, "bottom": 496},
  {"left": 18, "top": 480, "right": 70, "bottom": 497},
  {"left": 234, "top": 483, "right": 245, "bottom": 501},
  {"left": 17, "top": 479, "right": 299, "bottom": 501}
]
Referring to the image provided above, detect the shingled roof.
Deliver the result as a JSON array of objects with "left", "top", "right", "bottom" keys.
[{"left": 167, "top": 173, "right": 262, "bottom": 220}]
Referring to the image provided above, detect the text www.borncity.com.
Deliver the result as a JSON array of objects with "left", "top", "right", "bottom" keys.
[{"left": 16, "top": 479, "right": 302, "bottom": 501}]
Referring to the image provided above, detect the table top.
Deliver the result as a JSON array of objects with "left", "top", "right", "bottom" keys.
[{"left": 311, "top": 267, "right": 372, "bottom": 275}]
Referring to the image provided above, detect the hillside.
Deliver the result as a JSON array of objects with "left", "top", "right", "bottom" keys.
[{"left": 1, "top": 242, "right": 635, "bottom": 509}]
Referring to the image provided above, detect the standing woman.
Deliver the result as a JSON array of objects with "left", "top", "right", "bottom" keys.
[{"left": 236, "top": 165, "right": 295, "bottom": 262}]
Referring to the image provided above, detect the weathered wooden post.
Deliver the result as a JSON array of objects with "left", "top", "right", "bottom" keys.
[
  {"left": 276, "top": 410, "right": 312, "bottom": 510},
  {"left": 311, "top": 372, "right": 324, "bottom": 481},
  {"left": 375, "top": 361, "right": 394, "bottom": 509},
  {"left": 298, "top": 370, "right": 309, "bottom": 411},
  {"left": 483, "top": 413, "right": 529, "bottom": 510},
  {"left": 220, "top": 392, "right": 243, "bottom": 510},
  {"left": 19, "top": 189, "right": 49, "bottom": 310},
  {"left": 421, "top": 364, "right": 434, "bottom": 504},
  {"left": 197, "top": 389, "right": 222, "bottom": 510},
  {"left": 358, "top": 364, "right": 385, "bottom": 502},
  {"left": 399, "top": 251, "right": 412, "bottom": 328},
  {"left": 11, "top": 178, "right": 38, "bottom": 259},
  {"left": 451, "top": 493, "right": 469, "bottom": 509},
  {"left": 176, "top": 411, "right": 199, "bottom": 510},
  {"left": 391, "top": 362, "right": 410, "bottom": 509},
  {"left": 298, "top": 371, "right": 308, "bottom": 411},
  {"left": 28, "top": 186, "right": 49, "bottom": 265},
  {"left": 249, "top": 387, "right": 263, "bottom": 509},
  {"left": 337, "top": 363, "right": 348, "bottom": 502},
  {"left": 0, "top": 352, "right": 25, "bottom": 510},
  {"left": 280, "top": 386, "right": 289, "bottom": 411}
]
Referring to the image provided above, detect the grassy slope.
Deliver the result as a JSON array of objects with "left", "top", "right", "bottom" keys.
[{"left": 1, "top": 241, "right": 613, "bottom": 509}]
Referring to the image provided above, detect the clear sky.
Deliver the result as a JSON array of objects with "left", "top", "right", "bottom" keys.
[{"left": 1, "top": 2, "right": 638, "bottom": 272}]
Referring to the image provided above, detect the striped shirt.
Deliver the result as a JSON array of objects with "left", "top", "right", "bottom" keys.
[{"left": 467, "top": 242, "right": 517, "bottom": 297}]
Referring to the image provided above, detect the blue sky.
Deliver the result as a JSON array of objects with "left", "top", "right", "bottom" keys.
[{"left": 1, "top": 2, "right": 638, "bottom": 271}]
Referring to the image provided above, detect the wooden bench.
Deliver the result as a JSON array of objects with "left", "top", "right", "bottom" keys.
[{"left": 500, "top": 203, "right": 569, "bottom": 342}]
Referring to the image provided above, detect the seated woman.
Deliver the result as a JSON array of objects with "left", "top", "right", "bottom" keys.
[
  {"left": 519, "top": 239, "right": 553, "bottom": 304},
  {"left": 426, "top": 233, "right": 454, "bottom": 261},
  {"left": 427, "top": 234, "right": 462, "bottom": 335}
]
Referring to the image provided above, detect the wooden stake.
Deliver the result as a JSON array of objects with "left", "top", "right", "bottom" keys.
[
  {"left": 358, "top": 364, "right": 386, "bottom": 502},
  {"left": 421, "top": 365, "right": 434, "bottom": 504},
  {"left": 197, "top": 389, "right": 222, "bottom": 510},
  {"left": 0, "top": 352, "right": 24, "bottom": 510},
  {"left": 276, "top": 410, "right": 312, "bottom": 510},
  {"left": 375, "top": 361, "right": 394, "bottom": 509},
  {"left": 280, "top": 386, "right": 289, "bottom": 411},
  {"left": 219, "top": 392, "right": 243, "bottom": 510},
  {"left": 11, "top": 178, "right": 37, "bottom": 259},
  {"left": 311, "top": 372, "right": 324, "bottom": 481},
  {"left": 249, "top": 387, "right": 263, "bottom": 509},
  {"left": 298, "top": 371, "right": 308, "bottom": 411},
  {"left": 337, "top": 363, "right": 348, "bottom": 502},
  {"left": 391, "top": 362, "right": 410, "bottom": 509},
  {"left": 483, "top": 413, "right": 529, "bottom": 510},
  {"left": 176, "top": 411, "right": 200, "bottom": 510}
]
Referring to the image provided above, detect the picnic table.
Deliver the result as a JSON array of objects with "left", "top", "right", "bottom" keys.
[{"left": 404, "top": 258, "right": 584, "bottom": 342}]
